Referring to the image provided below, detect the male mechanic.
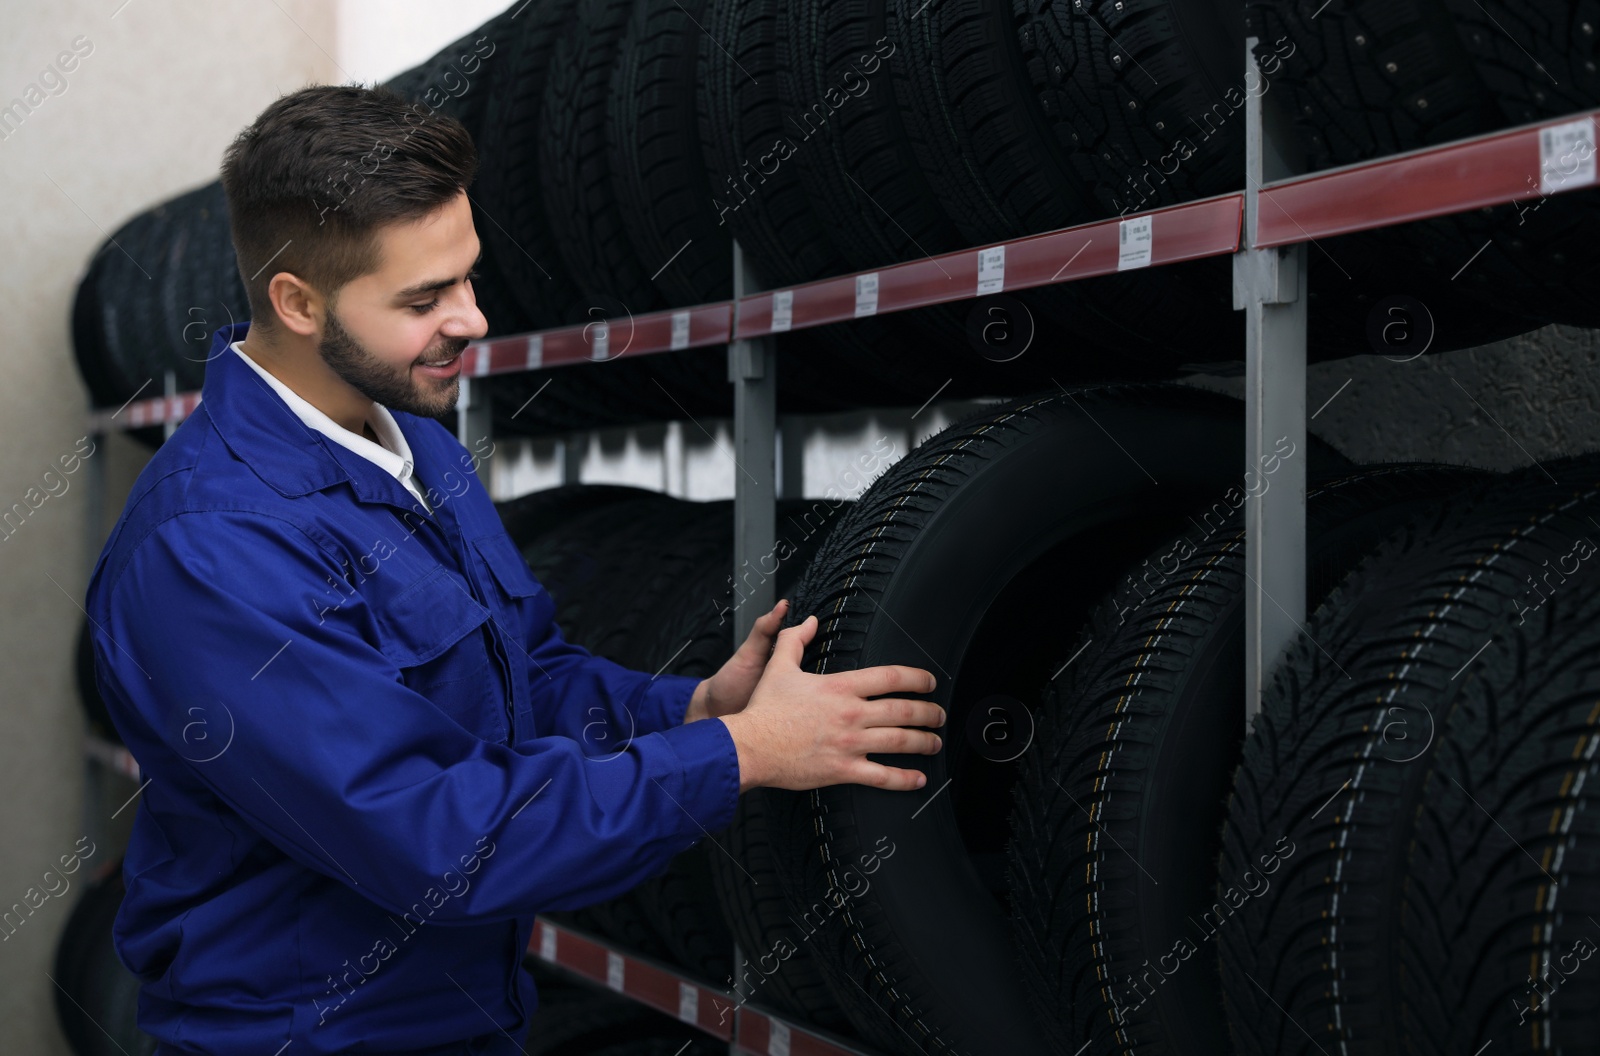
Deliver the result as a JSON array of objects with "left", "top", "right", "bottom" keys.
[{"left": 83, "top": 83, "right": 944, "bottom": 1056}]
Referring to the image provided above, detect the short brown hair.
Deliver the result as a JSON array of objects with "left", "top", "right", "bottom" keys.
[{"left": 219, "top": 83, "right": 478, "bottom": 335}]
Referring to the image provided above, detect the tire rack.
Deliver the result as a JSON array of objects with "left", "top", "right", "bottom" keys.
[{"left": 75, "top": 36, "right": 1599, "bottom": 1056}]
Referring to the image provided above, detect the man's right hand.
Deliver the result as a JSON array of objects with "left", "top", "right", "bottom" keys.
[{"left": 718, "top": 613, "right": 945, "bottom": 793}]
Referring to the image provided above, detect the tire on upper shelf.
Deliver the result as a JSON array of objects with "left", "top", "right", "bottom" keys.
[
  {"left": 1019, "top": 0, "right": 1545, "bottom": 359},
  {"left": 698, "top": 0, "right": 1003, "bottom": 409},
  {"left": 1216, "top": 451, "right": 1600, "bottom": 1056},
  {"left": 1243, "top": 0, "right": 1595, "bottom": 332},
  {"left": 763, "top": 383, "right": 1350, "bottom": 1056},
  {"left": 537, "top": 0, "right": 743, "bottom": 429},
  {"left": 1005, "top": 461, "right": 1486, "bottom": 1056},
  {"left": 883, "top": 0, "right": 1246, "bottom": 373},
  {"left": 772, "top": 0, "right": 1071, "bottom": 399}
]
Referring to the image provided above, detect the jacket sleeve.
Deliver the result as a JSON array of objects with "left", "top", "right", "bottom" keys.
[
  {"left": 517, "top": 613, "right": 704, "bottom": 748},
  {"left": 98, "top": 510, "right": 740, "bottom": 922}
]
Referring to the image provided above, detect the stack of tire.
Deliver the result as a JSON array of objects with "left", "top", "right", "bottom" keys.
[
  {"left": 1213, "top": 452, "right": 1600, "bottom": 1055},
  {"left": 687, "top": 377, "right": 1599, "bottom": 1056},
  {"left": 73, "top": 0, "right": 1586, "bottom": 447}
]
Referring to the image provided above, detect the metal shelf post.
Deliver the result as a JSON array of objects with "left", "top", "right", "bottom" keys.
[
  {"left": 728, "top": 239, "right": 779, "bottom": 640},
  {"left": 1235, "top": 36, "right": 1309, "bottom": 727}
]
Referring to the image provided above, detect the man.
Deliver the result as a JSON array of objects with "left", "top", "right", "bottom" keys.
[{"left": 83, "top": 83, "right": 944, "bottom": 1056}]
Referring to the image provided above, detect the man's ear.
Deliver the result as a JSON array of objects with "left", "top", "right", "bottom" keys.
[{"left": 267, "top": 271, "right": 327, "bottom": 338}]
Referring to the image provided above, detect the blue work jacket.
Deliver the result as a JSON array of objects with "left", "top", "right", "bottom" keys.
[{"left": 83, "top": 320, "right": 741, "bottom": 1055}]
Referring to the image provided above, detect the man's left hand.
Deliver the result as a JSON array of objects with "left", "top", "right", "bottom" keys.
[{"left": 683, "top": 598, "right": 791, "bottom": 723}]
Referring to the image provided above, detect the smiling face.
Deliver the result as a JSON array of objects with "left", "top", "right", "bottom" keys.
[
  {"left": 317, "top": 190, "right": 487, "bottom": 419},
  {"left": 244, "top": 189, "right": 489, "bottom": 433}
]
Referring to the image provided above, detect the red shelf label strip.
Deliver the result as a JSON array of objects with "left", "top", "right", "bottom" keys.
[
  {"left": 528, "top": 919, "right": 734, "bottom": 1041},
  {"left": 464, "top": 302, "right": 732, "bottom": 375},
  {"left": 733, "top": 194, "right": 1243, "bottom": 338},
  {"left": 1255, "top": 111, "right": 1599, "bottom": 248}
]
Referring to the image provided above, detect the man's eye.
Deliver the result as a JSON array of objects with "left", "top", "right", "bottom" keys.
[{"left": 410, "top": 300, "right": 439, "bottom": 314}]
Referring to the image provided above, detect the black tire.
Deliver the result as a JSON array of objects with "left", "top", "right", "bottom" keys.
[
  {"left": 539, "top": 0, "right": 747, "bottom": 429},
  {"left": 380, "top": 5, "right": 526, "bottom": 144},
  {"left": 774, "top": 0, "right": 1081, "bottom": 399},
  {"left": 779, "top": 0, "right": 959, "bottom": 275},
  {"left": 518, "top": 494, "right": 732, "bottom": 969},
  {"left": 1217, "top": 452, "right": 1600, "bottom": 1056},
  {"left": 1443, "top": 0, "right": 1600, "bottom": 126},
  {"left": 766, "top": 384, "right": 1346, "bottom": 1056},
  {"left": 496, "top": 484, "right": 669, "bottom": 550},
  {"left": 707, "top": 793, "right": 857, "bottom": 1034},
  {"left": 1243, "top": 0, "right": 1586, "bottom": 331},
  {"left": 696, "top": 0, "right": 980, "bottom": 407},
  {"left": 54, "top": 866, "right": 158, "bottom": 1056},
  {"left": 1397, "top": 516, "right": 1600, "bottom": 1053},
  {"left": 1006, "top": 462, "right": 1486, "bottom": 1056},
  {"left": 608, "top": 0, "right": 731, "bottom": 309},
  {"left": 541, "top": 0, "right": 662, "bottom": 316},
  {"left": 884, "top": 0, "right": 1243, "bottom": 368},
  {"left": 627, "top": 494, "right": 851, "bottom": 1026},
  {"left": 522, "top": 958, "right": 723, "bottom": 1056},
  {"left": 475, "top": 0, "right": 581, "bottom": 329}
]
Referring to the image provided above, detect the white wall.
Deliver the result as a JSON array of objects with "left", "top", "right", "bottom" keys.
[{"left": 0, "top": 2, "right": 473, "bottom": 1051}]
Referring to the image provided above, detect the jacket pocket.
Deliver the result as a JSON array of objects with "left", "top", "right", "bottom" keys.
[
  {"left": 373, "top": 566, "right": 503, "bottom": 742},
  {"left": 468, "top": 533, "right": 546, "bottom": 600}
]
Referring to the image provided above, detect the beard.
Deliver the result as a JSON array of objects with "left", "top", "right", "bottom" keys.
[{"left": 317, "top": 306, "right": 467, "bottom": 419}]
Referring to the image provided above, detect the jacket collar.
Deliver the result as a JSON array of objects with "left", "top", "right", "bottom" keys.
[{"left": 202, "top": 320, "right": 442, "bottom": 516}]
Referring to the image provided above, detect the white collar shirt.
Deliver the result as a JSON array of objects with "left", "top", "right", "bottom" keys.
[{"left": 229, "top": 341, "right": 434, "bottom": 514}]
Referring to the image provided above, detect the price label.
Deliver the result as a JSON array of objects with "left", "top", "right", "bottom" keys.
[
  {"left": 538, "top": 924, "right": 556, "bottom": 962},
  {"left": 670, "top": 310, "right": 691, "bottom": 350},
  {"left": 677, "top": 981, "right": 698, "bottom": 1024},
  {"left": 771, "top": 290, "right": 794, "bottom": 332},
  {"left": 1540, "top": 117, "right": 1597, "bottom": 194},
  {"left": 977, "top": 245, "right": 1006, "bottom": 295},
  {"left": 606, "top": 951, "right": 625, "bottom": 991},
  {"left": 855, "top": 272, "right": 880, "bottom": 317},
  {"left": 1118, "top": 215, "right": 1153, "bottom": 271},
  {"left": 472, "top": 344, "right": 491, "bottom": 376},
  {"left": 589, "top": 321, "right": 610, "bottom": 361},
  {"left": 525, "top": 334, "right": 543, "bottom": 371},
  {"left": 767, "top": 1018, "right": 791, "bottom": 1056}
]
